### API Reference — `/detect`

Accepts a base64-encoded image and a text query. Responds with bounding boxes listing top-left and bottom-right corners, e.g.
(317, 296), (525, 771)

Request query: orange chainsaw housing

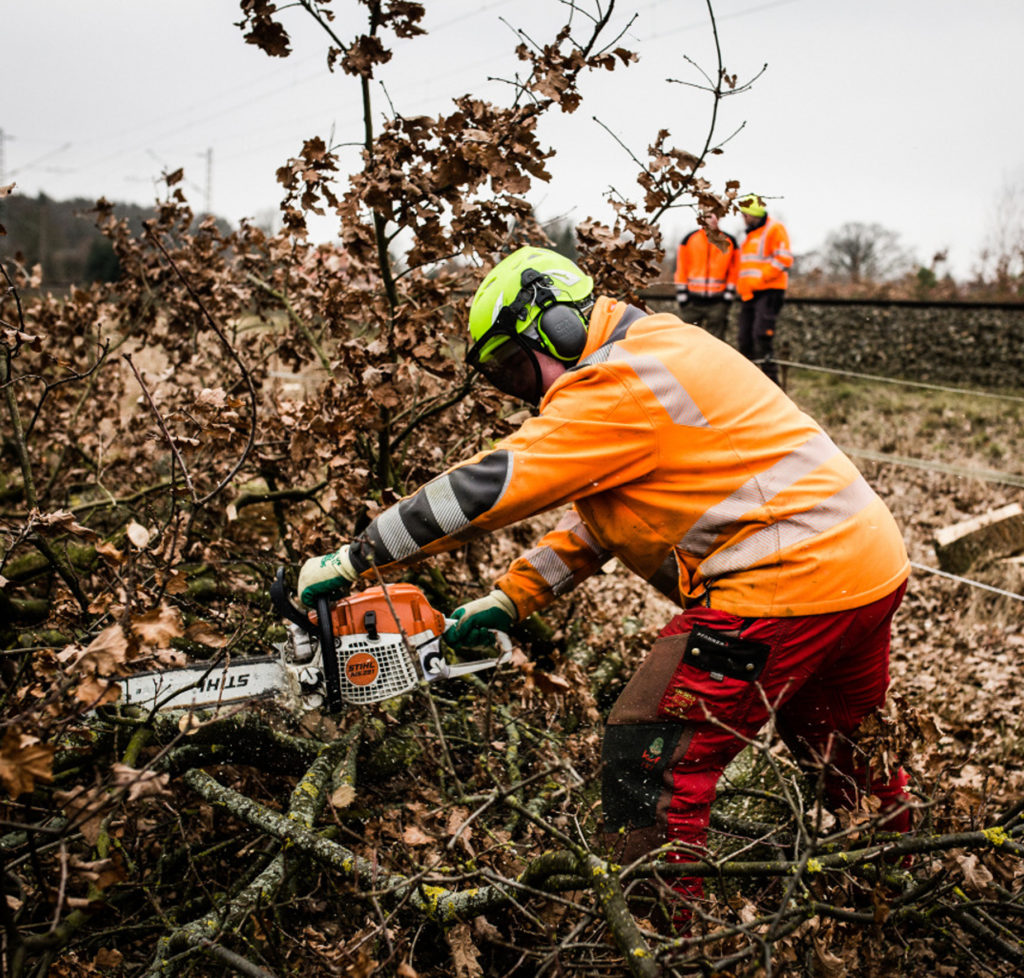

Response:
(323, 583), (447, 641)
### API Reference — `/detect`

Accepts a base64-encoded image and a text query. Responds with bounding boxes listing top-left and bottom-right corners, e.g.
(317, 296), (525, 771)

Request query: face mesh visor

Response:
(467, 329), (543, 404)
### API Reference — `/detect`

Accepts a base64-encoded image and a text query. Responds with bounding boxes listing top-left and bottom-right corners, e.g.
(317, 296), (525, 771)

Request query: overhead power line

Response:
(632, 0), (805, 42)
(8, 141), (72, 177)
(41, 2), (521, 186)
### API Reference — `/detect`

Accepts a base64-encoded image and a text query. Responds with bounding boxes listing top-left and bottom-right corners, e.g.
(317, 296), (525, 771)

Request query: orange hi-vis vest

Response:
(738, 218), (793, 301)
(348, 298), (909, 620)
(674, 228), (739, 298)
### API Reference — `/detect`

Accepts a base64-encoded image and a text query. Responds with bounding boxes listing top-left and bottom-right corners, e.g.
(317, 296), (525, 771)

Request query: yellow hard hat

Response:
(738, 194), (767, 217)
(466, 246), (594, 404)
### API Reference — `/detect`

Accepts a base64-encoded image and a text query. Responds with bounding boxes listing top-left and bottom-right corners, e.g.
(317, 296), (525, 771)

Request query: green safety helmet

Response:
(738, 194), (767, 217)
(466, 246), (594, 405)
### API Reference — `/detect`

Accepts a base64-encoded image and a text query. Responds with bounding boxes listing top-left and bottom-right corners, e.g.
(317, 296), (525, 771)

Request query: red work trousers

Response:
(601, 582), (910, 924)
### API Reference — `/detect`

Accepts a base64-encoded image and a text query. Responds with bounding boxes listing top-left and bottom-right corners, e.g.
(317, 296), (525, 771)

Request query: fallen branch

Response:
(147, 731), (360, 976)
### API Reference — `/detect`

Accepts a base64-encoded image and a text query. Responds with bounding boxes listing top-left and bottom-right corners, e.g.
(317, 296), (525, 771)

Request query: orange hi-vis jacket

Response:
(738, 218), (793, 301)
(674, 228), (739, 299)
(348, 298), (909, 620)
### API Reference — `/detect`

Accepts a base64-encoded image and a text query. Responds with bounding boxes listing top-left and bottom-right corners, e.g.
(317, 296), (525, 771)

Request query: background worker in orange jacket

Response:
(737, 194), (793, 384)
(673, 214), (739, 341)
(298, 245), (912, 929)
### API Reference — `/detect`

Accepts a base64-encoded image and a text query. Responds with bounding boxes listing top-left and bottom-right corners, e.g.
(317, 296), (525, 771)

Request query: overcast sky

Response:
(4, 0), (1023, 279)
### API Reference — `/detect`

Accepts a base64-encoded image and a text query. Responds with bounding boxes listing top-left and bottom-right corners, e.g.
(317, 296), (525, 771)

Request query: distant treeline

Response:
(0, 194), (229, 288)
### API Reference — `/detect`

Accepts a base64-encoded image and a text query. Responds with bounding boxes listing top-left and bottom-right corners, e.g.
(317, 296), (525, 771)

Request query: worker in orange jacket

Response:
(674, 213), (739, 341)
(737, 194), (792, 383)
(298, 246), (911, 929)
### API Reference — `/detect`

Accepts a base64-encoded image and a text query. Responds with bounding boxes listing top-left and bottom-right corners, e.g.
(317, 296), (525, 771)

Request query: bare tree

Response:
(816, 221), (914, 283)
(973, 178), (1024, 294)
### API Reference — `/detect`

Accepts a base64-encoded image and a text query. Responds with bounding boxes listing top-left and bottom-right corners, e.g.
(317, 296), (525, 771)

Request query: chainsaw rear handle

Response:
(441, 619), (514, 655)
(417, 622), (509, 684)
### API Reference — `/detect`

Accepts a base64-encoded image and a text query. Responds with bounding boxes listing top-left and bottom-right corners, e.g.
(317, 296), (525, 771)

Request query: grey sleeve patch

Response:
(448, 450), (514, 521)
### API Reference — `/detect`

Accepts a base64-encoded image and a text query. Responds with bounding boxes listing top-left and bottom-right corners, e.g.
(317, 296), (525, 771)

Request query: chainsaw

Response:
(115, 569), (513, 714)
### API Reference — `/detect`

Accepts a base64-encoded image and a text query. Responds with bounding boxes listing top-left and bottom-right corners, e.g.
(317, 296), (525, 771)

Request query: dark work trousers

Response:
(601, 582), (910, 930)
(737, 288), (785, 383)
(679, 297), (731, 341)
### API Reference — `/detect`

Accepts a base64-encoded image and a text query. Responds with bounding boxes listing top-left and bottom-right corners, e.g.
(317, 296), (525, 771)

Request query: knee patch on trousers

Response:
(601, 723), (685, 832)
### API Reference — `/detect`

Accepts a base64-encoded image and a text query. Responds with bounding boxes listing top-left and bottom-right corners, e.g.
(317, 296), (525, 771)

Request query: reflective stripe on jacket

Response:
(349, 297), (908, 620)
(738, 218), (792, 301)
(674, 228), (739, 298)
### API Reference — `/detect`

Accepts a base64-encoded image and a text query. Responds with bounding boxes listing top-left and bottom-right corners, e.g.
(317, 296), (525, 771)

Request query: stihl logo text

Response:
(344, 652), (380, 686)
(200, 674), (251, 692)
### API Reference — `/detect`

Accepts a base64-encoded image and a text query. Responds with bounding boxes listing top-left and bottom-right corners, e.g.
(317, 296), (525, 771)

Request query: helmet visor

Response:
(466, 326), (543, 405)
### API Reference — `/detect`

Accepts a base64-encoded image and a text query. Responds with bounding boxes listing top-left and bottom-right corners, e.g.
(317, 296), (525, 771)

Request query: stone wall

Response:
(641, 291), (1024, 390)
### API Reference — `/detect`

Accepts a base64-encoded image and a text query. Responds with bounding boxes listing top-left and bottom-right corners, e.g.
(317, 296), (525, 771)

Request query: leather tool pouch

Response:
(685, 624), (770, 683)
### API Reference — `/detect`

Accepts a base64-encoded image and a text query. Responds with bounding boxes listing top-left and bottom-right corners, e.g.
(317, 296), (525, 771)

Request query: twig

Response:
(24, 338), (111, 441)
(229, 480), (328, 513)
(148, 737), (354, 976)
(145, 229), (259, 506)
(124, 352), (197, 502)
(368, 564), (464, 796)
(196, 940), (279, 978)
(582, 853), (660, 978)
(390, 378), (476, 451)
(0, 314), (38, 510)
(182, 769), (594, 922)
(49, 841), (69, 933)
(243, 272), (332, 373)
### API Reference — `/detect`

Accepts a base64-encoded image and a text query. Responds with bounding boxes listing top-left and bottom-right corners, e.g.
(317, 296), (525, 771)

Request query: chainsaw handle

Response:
(270, 567), (318, 637)
(437, 649), (514, 679)
(270, 567), (344, 711)
(491, 629), (514, 654)
(316, 595), (344, 712)
(441, 619), (514, 655)
(420, 621), (512, 681)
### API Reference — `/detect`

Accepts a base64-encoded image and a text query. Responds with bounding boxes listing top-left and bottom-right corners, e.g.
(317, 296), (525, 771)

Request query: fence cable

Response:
(764, 356), (1024, 600)
(763, 357), (1024, 485)
(910, 561), (1024, 603)
(842, 447), (1024, 489)
(774, 358), (1024, 404)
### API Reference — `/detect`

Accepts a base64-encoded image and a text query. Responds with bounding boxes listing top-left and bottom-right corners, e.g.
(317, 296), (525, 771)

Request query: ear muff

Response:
(535, 303), (589, 362)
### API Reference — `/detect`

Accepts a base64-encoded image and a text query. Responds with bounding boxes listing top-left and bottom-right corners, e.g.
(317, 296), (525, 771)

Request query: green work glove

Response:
(444, 589), (517, 649)
(297, 545), (357, 607)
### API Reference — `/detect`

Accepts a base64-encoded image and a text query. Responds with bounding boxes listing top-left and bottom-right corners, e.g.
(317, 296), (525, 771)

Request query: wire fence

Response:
(775, 358), (1024, 405)
(773, 355), (1024, 603)
(909, 561), (1024, 604)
